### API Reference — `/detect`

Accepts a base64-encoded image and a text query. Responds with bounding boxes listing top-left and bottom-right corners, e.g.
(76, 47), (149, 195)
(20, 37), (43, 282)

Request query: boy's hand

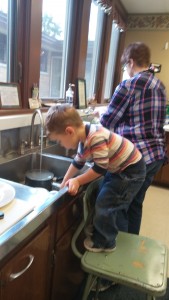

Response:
(65, 178), (80, 196)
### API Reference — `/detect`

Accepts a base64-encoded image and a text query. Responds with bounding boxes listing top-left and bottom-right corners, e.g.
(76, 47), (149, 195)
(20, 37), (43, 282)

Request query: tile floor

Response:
(140, 184), (169, 276)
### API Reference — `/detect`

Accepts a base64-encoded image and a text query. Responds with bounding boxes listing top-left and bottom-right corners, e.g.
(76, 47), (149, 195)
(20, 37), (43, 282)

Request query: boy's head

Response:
(45, 104), (83, 149)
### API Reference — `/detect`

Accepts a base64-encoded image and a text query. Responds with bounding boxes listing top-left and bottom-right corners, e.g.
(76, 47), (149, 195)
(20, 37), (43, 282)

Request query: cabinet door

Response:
(55, 192), (84, 241)
(0, 225), (51, 300)
(51, 194), (85, 300)
(51, 220), (84, 300)
(153, 132), (169, 186)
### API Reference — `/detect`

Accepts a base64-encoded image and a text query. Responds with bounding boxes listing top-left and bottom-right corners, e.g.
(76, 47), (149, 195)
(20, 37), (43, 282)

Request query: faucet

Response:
(30, 109), (44, 149)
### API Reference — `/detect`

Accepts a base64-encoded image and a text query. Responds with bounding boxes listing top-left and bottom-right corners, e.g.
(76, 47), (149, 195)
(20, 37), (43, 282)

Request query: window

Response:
(104, 23), (120, 100)
(0, 0), (18, 84)
(40, 49), (48, 73)
(39, 0), (71, 99)
(0, 0), (8, 82)
(0, 0), (125, 110)
(85, 2), (104, 101)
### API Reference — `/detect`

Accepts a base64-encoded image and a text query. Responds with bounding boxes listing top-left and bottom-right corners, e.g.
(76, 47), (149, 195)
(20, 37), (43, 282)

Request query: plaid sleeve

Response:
(100, 83), (130, 130)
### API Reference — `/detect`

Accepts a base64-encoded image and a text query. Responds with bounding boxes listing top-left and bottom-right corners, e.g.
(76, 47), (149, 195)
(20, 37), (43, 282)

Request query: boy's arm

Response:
(60, 163), (79, 188)
(76, 168), (101, 186)
(64, 168), (101, 196)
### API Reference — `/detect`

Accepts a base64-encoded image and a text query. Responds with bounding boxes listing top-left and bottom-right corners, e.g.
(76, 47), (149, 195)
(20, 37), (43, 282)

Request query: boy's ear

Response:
(65, 126), (75, 135)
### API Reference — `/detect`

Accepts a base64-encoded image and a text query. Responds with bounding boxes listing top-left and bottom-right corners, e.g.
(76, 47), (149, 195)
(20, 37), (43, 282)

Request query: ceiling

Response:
(120, 0), (169, 14)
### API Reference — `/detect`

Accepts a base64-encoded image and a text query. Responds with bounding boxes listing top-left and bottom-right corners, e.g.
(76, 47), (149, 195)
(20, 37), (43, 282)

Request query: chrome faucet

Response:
(30, 109), (44, 149)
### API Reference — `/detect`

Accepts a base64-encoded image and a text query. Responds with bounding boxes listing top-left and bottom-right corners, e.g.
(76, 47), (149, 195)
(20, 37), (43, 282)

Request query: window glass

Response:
(39, 0), (70, 99)
(104, 23), (120, 100)
(85, 2), (104, 101)
(0, 0), (8, 82)
(122, 66), (130, 81)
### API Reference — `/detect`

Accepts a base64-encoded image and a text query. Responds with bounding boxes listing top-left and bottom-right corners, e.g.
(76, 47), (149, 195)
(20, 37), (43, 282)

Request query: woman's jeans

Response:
(92, 158), (146, 248)
(117, 158), (165, 235)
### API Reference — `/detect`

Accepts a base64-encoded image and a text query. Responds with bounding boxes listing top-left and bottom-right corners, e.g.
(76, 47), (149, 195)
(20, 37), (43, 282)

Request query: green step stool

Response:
(71, 180), (168, 300)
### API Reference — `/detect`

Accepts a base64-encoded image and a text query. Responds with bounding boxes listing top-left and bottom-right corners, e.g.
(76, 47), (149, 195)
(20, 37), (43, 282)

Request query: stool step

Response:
(81, 231), (168, 297)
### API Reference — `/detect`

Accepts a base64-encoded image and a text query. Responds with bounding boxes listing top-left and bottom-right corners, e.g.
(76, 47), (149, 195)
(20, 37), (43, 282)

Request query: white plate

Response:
(0, 182), (15, 208)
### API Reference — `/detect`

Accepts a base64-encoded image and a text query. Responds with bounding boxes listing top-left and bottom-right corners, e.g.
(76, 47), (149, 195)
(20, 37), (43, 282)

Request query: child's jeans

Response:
(92, 157), (146, 248)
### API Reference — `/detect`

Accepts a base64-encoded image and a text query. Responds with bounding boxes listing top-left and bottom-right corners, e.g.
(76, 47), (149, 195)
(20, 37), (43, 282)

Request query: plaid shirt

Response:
(100, 71), (166, 164)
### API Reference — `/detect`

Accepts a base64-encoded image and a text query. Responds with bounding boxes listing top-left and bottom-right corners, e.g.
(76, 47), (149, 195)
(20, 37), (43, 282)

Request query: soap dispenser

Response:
(66, 83), (75, 106)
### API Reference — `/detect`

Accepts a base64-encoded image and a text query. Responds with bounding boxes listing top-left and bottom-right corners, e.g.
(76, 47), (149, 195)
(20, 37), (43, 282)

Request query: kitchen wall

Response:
(0, 125), (40, 162)
(0, 112), (75, 163)
(0, 113), (47, 162)
(124, 14), (169, 100)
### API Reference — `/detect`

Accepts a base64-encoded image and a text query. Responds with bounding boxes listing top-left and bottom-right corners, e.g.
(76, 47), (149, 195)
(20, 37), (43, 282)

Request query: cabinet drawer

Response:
(0, 225), (51, 300)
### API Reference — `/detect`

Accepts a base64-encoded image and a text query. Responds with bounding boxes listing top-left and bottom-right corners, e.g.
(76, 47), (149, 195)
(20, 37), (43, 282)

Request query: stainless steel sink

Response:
(0, 148), (90, 258)
(0, 152), (90, 186)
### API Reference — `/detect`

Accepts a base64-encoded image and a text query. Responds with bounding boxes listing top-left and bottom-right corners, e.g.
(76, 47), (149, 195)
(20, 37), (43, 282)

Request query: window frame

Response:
(0, 0), (127, 116)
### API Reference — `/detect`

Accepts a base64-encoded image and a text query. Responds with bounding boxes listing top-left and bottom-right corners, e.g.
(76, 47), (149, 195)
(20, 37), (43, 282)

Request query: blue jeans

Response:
(117, 158), (165, 235)
(92, 158), (146, 248)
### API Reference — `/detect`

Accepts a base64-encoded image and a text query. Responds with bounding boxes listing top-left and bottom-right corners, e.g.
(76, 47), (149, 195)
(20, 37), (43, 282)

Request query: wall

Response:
(0, 112), (47, 162)
(124, 14), (169, 99)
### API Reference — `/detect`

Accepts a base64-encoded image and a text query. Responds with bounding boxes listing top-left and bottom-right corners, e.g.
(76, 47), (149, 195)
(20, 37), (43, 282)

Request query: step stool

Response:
(71, 180), (168, 300)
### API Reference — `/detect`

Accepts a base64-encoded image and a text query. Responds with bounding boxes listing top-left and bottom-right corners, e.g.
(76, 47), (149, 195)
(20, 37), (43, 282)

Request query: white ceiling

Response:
(120, 0), (169, 14)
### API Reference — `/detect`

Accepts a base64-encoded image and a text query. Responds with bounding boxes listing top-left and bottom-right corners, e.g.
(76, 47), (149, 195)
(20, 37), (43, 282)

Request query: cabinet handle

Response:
(9, 254), (34, 281)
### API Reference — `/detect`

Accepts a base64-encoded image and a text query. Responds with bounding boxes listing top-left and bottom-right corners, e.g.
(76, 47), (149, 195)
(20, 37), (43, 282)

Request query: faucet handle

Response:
(38, 135), (47, 146)
(20, 140), (28, 155)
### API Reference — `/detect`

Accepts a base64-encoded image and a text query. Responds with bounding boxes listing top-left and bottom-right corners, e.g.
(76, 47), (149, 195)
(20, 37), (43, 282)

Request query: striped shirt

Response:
(100, 71), (166, 164)
(72, 124), (142, 174)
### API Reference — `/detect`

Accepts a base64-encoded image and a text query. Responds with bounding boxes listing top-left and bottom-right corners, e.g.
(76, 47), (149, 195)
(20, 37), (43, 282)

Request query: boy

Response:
(45, 105), (146, 253)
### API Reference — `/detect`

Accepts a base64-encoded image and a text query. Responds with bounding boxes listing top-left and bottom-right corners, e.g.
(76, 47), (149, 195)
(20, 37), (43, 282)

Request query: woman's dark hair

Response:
(121, 42), (151, 67)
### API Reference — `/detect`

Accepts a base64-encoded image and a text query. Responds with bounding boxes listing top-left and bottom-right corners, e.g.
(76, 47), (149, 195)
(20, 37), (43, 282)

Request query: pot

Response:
(25, 169), (54, 191)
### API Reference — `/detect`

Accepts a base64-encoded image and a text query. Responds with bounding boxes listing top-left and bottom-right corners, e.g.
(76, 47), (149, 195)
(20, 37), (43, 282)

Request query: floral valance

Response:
(127, 14), (169, 31)
(93, 0), (127, 31)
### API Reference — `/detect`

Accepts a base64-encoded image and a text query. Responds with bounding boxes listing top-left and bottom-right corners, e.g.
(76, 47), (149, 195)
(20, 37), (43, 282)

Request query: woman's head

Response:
(121, 42), (151, 69)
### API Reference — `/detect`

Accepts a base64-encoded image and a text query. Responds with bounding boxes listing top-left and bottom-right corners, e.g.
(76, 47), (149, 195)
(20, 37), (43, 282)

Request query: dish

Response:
(42, 102), (62, 107)
(0, 182), (15, 208)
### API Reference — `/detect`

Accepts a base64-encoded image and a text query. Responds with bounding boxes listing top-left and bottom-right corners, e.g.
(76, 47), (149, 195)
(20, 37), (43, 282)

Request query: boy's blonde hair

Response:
(45, 104), (83, 135)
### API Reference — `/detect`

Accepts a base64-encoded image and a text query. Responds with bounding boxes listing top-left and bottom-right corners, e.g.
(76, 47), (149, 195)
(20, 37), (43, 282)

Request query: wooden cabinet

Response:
(0, 192), (85, 300)
(51, 193), (85, 300)
(0, 224), (52, 300)
(153, 132), (169, 186)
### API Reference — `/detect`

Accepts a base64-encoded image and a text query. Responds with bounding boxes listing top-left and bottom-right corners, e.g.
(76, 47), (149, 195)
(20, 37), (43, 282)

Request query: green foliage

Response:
(42, 14), (62, 39)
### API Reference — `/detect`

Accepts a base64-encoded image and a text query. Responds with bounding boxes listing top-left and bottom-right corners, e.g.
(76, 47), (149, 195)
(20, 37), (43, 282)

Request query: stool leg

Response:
(82, 274), (97, 300)
(146, 294), (156, 300)
(93, 278), (101, 300)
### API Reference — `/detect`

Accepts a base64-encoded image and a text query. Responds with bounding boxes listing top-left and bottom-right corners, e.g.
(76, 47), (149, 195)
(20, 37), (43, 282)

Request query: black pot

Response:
(25, 169), (54, 191)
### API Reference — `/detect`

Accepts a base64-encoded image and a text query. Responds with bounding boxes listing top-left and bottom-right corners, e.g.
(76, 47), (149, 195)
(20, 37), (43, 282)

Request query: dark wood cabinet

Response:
(51, 193), (85, 300)
(0, 192), (85, 300)
(153, 131), (169, 186)
(0, 225), (52, 300)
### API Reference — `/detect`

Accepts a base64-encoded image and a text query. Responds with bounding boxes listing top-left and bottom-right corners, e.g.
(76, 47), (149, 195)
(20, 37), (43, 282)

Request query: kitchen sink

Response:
(0, 149), (90, 244)
(0, 152), (90, 186)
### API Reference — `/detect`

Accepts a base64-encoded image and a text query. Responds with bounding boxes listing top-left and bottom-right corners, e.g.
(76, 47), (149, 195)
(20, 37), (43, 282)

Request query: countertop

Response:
(0, 178), (68, 265)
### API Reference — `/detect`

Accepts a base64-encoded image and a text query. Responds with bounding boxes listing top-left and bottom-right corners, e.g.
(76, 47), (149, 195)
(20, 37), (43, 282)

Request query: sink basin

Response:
(0, 152), (90, 186)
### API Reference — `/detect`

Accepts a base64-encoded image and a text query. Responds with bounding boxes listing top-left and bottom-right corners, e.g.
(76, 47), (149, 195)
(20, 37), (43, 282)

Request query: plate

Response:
(0, 182), (15, 208)
(42, 102), (62, 107)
